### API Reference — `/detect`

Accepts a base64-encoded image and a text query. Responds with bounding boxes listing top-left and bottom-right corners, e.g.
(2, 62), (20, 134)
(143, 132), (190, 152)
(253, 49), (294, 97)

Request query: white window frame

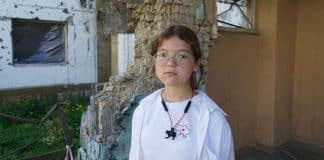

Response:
(0, 0), (97, 90)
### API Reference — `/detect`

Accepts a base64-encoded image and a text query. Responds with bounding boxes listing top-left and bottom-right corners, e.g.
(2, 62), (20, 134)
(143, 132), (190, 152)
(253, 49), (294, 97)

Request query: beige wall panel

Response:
(273, 0), (297, 146)
(207, 32), (259, 148)
(255, 0), (278, 146)
(293, 0), (324, 147)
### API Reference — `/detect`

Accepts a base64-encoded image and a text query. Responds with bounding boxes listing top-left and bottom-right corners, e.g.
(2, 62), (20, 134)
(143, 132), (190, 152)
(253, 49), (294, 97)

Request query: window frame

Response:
(11, 19), (68, 66)
(216, 0), (257, 33)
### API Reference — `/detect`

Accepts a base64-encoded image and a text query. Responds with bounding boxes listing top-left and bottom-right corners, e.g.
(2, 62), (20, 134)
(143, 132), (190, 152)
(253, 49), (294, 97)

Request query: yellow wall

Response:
(206, 0), (323, 149)
(207, 32), (259, 148)
(255, 0), (278, 146)
(273, 0), (297, 146)
(209, 0), (324, 149)
(293, 0), (324, 148)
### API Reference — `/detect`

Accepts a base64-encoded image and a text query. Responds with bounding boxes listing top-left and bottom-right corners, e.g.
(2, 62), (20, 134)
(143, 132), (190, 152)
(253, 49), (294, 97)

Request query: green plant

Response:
(0, 93), (89, 159)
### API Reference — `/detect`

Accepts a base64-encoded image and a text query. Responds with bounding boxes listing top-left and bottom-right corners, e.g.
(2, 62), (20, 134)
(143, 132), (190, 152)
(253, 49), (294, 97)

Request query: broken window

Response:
(217, 0), (255, 31)
(0, 0), (97, 89)
(12, 19), (66, 64)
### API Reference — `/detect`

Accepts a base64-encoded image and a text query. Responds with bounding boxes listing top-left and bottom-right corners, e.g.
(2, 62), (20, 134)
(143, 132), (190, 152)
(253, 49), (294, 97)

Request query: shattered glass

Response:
(217, 0), (253, 29)
(12, 19), (66, 64)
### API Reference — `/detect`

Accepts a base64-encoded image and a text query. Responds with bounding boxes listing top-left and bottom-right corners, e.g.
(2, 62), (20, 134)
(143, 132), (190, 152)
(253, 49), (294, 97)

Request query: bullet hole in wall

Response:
(80, 0), (87, 8)
(63, 8), (69, 14)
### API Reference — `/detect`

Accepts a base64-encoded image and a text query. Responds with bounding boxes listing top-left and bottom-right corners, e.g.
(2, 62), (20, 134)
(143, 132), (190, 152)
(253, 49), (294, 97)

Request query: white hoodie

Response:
(129, 89), (235, 160)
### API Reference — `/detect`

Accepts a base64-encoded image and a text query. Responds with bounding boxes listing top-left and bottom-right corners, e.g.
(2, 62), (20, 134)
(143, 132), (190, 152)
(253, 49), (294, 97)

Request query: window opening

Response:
(217, 0), (254, 30)
(117, 34), (134, 75)
(12, 19), (66, 64)
(110, 34), (134, 76)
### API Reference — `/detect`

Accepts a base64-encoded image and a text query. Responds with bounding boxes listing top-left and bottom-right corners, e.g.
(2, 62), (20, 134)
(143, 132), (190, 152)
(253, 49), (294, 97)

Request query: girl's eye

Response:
(177, 53), (188, 59)
(157, 52), (167, 58)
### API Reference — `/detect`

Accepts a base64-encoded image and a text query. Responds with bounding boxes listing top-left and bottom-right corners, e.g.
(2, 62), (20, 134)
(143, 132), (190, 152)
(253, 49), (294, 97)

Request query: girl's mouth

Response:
(164, 72), (177, 76)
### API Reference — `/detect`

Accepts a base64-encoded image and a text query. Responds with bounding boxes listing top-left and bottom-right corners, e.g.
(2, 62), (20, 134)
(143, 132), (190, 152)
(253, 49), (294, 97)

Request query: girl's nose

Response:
(166, 56), (177, 67)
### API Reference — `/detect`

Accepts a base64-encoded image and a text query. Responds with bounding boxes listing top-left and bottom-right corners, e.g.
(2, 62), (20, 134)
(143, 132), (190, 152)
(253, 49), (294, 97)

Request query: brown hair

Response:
(150, 25), (203, 89)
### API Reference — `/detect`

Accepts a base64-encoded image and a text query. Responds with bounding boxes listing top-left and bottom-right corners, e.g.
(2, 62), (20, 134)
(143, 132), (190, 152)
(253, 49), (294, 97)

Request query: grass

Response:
(0, 93), (89, 160)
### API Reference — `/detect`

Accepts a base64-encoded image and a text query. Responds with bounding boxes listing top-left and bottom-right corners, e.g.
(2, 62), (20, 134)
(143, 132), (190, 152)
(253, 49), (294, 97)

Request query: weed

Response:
(0, 93), (89, 159)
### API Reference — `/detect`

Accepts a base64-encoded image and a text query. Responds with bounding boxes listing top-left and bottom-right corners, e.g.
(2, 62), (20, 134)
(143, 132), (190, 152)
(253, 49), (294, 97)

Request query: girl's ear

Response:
(194, 58), (201, 71)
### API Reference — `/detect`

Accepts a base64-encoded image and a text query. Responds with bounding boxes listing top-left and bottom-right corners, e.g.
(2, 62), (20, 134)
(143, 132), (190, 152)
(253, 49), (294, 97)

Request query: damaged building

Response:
(1, 0), (324, 160)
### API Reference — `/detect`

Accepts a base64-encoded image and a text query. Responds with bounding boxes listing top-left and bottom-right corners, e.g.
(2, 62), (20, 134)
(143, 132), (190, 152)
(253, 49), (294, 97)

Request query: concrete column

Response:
(256, 0), (278, 147)
(256, 0), (297, 148)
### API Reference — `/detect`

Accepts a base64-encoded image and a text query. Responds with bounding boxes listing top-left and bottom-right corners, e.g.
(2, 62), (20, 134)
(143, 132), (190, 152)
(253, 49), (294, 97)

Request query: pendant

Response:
(165, 127), (176, 140)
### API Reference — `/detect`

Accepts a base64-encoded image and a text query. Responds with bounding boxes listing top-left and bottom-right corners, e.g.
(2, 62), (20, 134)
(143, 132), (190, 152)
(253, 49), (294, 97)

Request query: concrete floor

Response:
(236, 140), (324, 160)
(236, 147), (297, 160)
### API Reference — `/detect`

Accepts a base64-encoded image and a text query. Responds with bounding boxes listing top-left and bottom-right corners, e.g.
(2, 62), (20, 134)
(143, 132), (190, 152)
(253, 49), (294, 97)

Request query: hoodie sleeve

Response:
(129, 107), (144, 160)
(205, 110), (235, 160)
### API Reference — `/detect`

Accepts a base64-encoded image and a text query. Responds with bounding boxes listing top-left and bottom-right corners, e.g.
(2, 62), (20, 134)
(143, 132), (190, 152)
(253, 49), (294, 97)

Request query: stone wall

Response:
(79, 0), (216, 159)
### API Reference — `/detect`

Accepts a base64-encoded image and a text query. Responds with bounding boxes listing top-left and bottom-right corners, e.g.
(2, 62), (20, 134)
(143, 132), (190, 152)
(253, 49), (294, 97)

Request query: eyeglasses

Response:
(155, 51), (194, 66)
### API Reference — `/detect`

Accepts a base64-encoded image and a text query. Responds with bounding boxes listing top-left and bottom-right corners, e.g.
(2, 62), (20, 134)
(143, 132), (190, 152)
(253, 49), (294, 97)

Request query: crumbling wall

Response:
(79, 0), (216, 159)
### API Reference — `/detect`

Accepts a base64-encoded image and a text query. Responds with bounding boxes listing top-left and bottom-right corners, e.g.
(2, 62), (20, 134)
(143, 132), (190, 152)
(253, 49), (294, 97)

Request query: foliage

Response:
(0, 93), (89, 160)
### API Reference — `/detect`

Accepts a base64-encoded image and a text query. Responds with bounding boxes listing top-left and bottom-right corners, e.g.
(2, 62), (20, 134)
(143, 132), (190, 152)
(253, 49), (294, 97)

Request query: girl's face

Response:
(155, 36), (200, 88)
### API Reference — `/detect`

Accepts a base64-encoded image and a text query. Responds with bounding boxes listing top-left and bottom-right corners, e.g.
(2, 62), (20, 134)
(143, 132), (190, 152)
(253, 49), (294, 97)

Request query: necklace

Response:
(161, 89), (193, 140)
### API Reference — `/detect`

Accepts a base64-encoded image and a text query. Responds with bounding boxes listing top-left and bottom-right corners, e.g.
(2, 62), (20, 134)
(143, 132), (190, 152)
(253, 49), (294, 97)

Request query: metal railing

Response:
(0, 102), (73, 160)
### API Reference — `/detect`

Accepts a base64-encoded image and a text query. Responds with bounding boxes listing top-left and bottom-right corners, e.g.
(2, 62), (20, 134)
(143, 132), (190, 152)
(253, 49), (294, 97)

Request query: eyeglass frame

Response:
(154, 49), (195, 66)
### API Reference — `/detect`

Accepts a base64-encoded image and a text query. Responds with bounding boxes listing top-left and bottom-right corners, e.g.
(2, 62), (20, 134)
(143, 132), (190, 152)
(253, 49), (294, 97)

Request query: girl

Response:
(129, 25), (235, 160)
